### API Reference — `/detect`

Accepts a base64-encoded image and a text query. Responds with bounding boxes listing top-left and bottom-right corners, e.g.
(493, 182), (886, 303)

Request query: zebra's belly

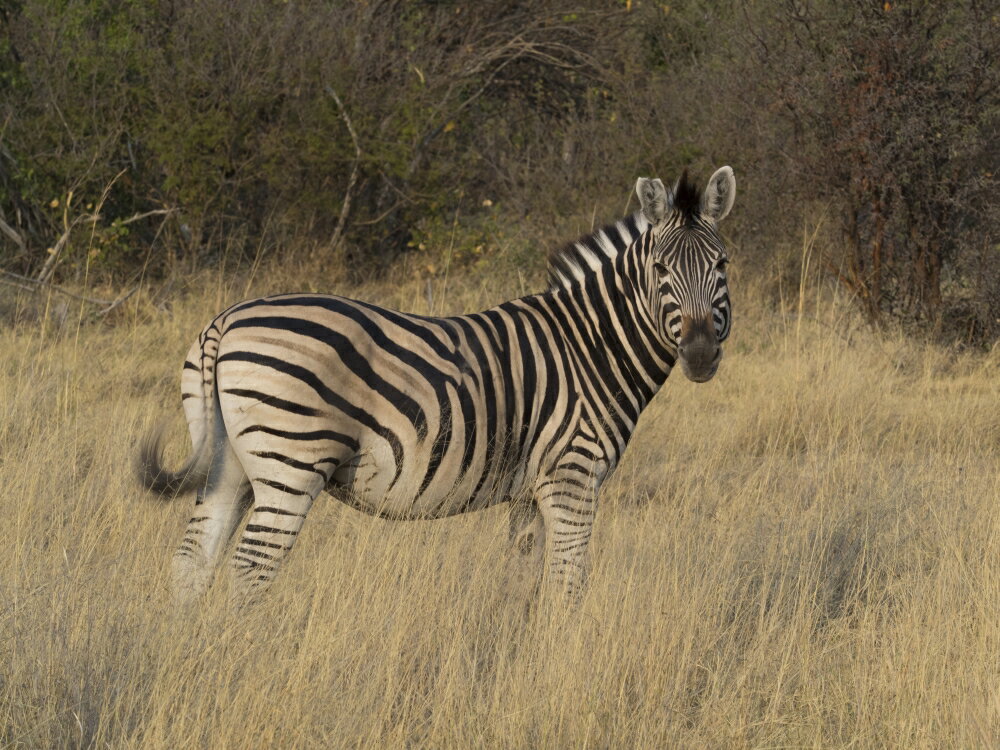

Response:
(327, 436), (526, 520)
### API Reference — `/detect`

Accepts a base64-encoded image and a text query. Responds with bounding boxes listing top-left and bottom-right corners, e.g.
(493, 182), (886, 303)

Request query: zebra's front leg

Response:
(536, 484), (597, 605)
(508, 501), (545, 593)
(508, 500), (545, 559)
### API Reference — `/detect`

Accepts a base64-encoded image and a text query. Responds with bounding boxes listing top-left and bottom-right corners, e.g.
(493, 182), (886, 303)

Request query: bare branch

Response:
(0, 276), (36, 294)
(35, 211), (104, 284)
(1, 268), (115, 306)
(93, 286), (139, 317)
(35, 168), (129, 283)
(326, 86), (362, 252)
(0, 214), (26, 255)
(119, 208), (176, 226)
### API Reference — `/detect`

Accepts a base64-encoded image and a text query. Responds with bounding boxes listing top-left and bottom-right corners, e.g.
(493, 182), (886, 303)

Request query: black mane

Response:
(672, 169), (702, 222)
(545, 170), (703, 290)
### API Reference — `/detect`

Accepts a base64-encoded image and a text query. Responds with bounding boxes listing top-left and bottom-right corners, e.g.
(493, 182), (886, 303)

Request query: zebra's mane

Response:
(546, 213), (647, 291)
(546, 173), (703, 291)
(672, 169), (702, 223)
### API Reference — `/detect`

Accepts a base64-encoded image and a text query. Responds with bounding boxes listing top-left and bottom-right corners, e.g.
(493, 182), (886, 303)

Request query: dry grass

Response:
(2, 239), (998, 748)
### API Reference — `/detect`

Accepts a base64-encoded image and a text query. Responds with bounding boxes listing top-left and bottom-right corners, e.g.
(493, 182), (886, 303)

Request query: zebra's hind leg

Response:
(228, 477), (325, 605)
(172, 441), (251, 605)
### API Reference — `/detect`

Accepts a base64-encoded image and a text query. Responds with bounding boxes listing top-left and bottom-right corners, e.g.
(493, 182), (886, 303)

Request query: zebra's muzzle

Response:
(677, 318), (721, 383)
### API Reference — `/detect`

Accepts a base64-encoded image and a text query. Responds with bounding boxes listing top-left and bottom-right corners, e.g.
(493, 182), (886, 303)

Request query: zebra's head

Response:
(636, 167), (735, 383)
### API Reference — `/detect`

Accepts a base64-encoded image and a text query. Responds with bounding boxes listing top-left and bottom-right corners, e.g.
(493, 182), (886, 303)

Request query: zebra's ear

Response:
(636, 177), (669, 224)
(701, 166), (736, 223)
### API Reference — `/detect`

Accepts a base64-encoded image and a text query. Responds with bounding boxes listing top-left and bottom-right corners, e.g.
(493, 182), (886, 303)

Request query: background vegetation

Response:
(1, 0), (997, 340)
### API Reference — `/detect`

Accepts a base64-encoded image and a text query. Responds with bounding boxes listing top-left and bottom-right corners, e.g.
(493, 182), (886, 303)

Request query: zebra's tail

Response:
(136, 421), (214, 497)
(137, 315), (227, 498)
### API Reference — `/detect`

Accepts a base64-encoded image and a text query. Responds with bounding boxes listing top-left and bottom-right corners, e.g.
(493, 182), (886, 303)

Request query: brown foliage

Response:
(0, 0), (997, 342)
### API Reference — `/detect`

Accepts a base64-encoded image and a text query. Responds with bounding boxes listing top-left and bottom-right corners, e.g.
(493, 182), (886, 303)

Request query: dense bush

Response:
(0, 0), (997, 342)
(734, 0), (1000, 341)
(0, 0), (643, 276)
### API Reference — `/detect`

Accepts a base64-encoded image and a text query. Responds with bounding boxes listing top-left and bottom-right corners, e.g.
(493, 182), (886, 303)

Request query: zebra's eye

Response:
(653, 261), (670, 277)
(716, 258), (729, 272)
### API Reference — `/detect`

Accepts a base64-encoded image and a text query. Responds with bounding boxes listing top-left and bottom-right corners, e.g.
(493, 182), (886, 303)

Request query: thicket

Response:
(735, 0), (1000, 341)
(0, 0), (997, 342)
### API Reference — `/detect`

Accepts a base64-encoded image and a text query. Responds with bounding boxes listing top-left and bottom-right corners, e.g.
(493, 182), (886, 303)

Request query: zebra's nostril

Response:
(679, 336), (719, 373)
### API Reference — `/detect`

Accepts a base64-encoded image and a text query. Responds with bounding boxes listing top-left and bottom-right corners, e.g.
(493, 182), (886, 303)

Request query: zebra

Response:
(138, 167), (736, 605)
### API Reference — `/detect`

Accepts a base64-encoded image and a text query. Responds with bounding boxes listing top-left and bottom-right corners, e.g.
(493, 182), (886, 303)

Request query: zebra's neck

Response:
(544, 237), (676, 418)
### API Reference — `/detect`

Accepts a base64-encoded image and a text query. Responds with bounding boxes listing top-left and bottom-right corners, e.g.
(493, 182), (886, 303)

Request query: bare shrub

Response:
(735, 0), (1000, 343)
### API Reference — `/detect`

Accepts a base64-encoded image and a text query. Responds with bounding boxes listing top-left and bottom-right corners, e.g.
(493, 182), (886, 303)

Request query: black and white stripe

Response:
(138, 167), (736, 603)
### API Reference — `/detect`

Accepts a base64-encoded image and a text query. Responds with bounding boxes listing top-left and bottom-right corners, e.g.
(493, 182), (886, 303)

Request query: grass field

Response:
(2, 239), (998, 748)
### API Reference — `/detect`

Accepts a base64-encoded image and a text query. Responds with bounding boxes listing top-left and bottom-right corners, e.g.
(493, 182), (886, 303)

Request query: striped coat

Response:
(139, 167), (736, 603)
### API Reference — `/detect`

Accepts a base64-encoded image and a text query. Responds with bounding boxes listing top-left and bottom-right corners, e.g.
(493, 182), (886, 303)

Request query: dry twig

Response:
(0, 268), (137, 318)
(0, 215), (27, 256)
(326, 86), (361, 252)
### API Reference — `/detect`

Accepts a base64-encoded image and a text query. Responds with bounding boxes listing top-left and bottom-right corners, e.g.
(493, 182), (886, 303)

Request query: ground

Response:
(2, 254), (997, 748)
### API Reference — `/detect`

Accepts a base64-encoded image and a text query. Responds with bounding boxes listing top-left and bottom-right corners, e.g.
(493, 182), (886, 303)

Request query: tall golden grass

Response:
(2, 233), (998, 748)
